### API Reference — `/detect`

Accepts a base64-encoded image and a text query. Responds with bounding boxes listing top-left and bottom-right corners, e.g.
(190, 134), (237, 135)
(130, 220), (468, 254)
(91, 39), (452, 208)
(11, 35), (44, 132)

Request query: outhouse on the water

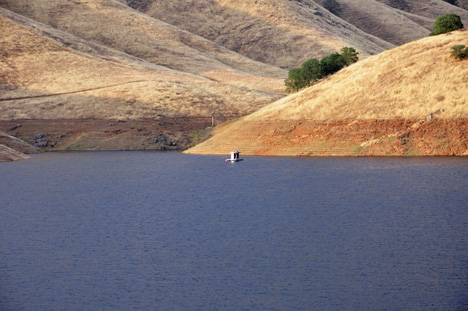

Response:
(225, 150), (243, 162)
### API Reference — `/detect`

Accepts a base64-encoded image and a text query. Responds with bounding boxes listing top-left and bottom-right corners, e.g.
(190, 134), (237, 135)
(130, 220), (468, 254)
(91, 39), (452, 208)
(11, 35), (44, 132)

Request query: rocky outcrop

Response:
(0, 118), (211, 152)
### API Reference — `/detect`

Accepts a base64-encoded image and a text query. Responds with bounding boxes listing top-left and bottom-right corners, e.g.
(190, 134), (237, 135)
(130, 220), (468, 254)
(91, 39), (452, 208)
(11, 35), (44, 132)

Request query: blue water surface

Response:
(1, 152), (467, 310)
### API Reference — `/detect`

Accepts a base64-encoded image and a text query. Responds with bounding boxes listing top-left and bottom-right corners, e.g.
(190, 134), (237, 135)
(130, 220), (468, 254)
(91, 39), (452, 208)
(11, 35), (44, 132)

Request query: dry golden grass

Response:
(253, 30), (468, 121)
(0, 8), (282, 120)
(2, 0), (467, 123)
(139, 0), (394, 68)
(0, 0), (287, 93)
(135, 0), (467, 67)
(187, 30), (468, 155)
(323, 0), (433, 45)
(376, 0), (468, 22)
(460, 0), (468, 10)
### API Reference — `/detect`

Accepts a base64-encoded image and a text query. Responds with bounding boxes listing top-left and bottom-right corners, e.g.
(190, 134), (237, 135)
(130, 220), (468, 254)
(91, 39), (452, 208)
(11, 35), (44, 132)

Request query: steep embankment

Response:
(0, 131), (41, 162)
(131, 0), (393, 68)
(187, 30), (468, 156)
(0, 144), (29, 162)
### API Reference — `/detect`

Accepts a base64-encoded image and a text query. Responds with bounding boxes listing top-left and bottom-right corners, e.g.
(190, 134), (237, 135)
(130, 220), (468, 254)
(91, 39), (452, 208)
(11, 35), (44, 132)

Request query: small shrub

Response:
(450, 44), (468, 60)
(442, 0), (458, 6)
(430, 14), (464, 36)
(323, 0), (342, 16)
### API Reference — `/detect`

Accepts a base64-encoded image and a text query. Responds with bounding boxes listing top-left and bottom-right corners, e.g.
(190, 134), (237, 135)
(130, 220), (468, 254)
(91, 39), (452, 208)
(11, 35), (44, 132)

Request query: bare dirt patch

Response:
(186, 119), (468, 156)
(0, 117), (216, 152)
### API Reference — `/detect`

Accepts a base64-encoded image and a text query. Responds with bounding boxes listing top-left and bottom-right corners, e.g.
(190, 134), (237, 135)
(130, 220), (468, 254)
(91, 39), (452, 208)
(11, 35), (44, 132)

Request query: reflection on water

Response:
(1, 152), (468, 310)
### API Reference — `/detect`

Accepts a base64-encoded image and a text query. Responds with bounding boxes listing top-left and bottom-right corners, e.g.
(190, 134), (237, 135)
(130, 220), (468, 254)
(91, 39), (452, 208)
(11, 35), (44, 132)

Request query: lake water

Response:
(1, 152), (468, 310)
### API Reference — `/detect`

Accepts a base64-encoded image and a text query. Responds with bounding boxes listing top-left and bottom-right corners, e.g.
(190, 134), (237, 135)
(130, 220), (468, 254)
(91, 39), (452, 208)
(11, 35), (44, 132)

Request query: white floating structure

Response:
(225, 150), (243, 162)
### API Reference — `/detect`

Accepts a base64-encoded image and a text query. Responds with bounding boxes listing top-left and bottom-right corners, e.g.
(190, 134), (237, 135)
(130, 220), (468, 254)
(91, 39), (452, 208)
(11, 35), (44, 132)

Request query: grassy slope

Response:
(377, 0), (468, 22)
(314, 0), (468, 45)
(136, 0), (393, 68)
(460, 0), (468, 10)
(187, 30), (468, 154)
(253, 31), (468, 121)
(0, 8), (282, 120)
(0, 0), (286, 94)
(375, 0), (468, 31)
(327, 0), (433, 45)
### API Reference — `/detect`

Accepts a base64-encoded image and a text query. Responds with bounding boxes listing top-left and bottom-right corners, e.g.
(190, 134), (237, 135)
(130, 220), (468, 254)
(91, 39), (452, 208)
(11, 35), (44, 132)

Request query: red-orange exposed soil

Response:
(187, 118), (468, 156)
(2, 118), (467, 159)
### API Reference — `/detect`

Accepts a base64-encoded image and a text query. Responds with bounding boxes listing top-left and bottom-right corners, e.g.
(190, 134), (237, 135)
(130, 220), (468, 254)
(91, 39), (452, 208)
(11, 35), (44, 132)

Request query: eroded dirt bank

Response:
(0, 117), (214, 154)
(186, 119), (468, 156)
(2, 118), (467, 160)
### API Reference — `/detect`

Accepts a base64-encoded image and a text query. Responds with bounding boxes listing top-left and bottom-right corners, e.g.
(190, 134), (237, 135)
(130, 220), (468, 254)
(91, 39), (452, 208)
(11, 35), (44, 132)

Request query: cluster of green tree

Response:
(430, 14), (464, 36)
(285, 47), (358, 93)
(322, 0), (342, 16)
(451, 45), (468, 60)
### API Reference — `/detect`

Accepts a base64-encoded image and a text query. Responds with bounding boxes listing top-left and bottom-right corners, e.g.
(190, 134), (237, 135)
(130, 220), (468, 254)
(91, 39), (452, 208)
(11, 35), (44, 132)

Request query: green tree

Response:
(323, 0), (342, 16)
(320, 53), (345, 76)
(301, 58), (323, 86)
(340, 47), (359, 66)
(285, 68), (307, 93)
(284, 47), (359, 93)
(430, 14), (464, 36)
(450, 45), (468, 60)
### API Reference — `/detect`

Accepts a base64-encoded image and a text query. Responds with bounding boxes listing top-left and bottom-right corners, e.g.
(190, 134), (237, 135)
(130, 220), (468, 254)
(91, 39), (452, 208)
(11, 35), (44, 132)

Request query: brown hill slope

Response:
(131, 0), (394, 68)
(460, 0), (468, 10)
(377, 0), (468, 21)
(0, 8), (282, 120)
(187, 30), (468, 156)
(0, 0), (286, 94)
(314, 0), (468, 45)
(318, 0), (434, 45)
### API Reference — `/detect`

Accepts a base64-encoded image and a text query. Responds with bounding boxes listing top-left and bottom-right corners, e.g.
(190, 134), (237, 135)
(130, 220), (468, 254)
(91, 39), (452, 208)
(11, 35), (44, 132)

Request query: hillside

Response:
(0, 7), (284, 155)
(129, 0), (394, 68)
(0, 0), (286, 93)
(132, 0), (468, 67)
(2, 0), (468, 158)
(313, 0), (468, 46)
(322, 0), (433, 45)
(376, 0), (468, 21)
(186, 30), (468, 156)
(0, 8), (283, 120)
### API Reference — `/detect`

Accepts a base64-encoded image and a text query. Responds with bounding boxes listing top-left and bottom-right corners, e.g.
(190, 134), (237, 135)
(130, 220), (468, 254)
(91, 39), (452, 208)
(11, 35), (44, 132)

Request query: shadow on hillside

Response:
(126, 0), (389, 68)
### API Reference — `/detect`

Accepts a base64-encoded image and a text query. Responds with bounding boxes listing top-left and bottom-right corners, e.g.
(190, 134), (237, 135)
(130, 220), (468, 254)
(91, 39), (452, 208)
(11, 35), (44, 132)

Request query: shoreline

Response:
(2, 118), (468, 161)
